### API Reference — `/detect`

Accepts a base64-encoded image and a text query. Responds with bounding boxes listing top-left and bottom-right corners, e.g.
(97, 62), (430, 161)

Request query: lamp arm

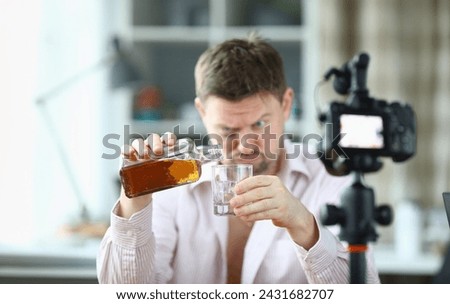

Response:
(35, 55), (115, 222)
(36, 55), (115, 106)
(37, 104), (90, 221)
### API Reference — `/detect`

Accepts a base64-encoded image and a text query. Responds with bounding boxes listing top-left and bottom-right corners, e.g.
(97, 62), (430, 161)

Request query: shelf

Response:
(132, 0), (210, 27)
(129, 119), (206, 138)
(221, 26), (309, 41)
(132, 26), (210, 43)
(131, 26), (308, 43)
(120, 0), (318, 141)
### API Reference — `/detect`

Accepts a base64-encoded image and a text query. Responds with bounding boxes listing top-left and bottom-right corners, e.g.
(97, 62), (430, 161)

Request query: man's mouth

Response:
(232, 150), (261, 163)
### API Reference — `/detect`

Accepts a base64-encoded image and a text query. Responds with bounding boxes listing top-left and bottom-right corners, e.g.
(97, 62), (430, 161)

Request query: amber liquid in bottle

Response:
(120, 159), (202, 198)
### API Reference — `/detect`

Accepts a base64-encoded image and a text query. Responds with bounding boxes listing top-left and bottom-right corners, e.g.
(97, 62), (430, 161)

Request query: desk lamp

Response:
(35, 36), (141, 230)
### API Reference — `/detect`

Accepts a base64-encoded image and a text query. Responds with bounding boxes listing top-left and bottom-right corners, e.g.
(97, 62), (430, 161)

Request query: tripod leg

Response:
(349, 245), (367, 284)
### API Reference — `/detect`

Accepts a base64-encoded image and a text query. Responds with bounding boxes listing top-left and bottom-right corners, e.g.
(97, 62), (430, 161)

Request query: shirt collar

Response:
(282, 139), (313, 181)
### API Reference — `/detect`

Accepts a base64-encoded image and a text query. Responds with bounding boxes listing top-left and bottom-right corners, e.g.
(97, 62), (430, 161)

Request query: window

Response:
(0, 0), (117, 250)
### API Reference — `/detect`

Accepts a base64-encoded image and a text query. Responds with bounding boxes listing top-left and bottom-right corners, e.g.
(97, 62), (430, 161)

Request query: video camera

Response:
(318, 52), (417, 175)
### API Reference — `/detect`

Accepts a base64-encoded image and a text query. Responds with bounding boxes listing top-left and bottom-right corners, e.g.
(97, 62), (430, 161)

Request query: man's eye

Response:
(220, 127), (236, 137)
(226, 133), (238, 139)
(221, 127), (232, 134)
(253, 120), (267, 129)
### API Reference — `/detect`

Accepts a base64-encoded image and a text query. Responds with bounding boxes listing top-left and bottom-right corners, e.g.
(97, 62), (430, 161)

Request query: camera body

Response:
(318, 53), (416, 174)
(320, 99), (416, 161)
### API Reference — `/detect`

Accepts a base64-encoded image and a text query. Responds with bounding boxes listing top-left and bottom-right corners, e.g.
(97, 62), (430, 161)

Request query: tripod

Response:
(321, 171), (393, 283)
(317, 51), (416, 283)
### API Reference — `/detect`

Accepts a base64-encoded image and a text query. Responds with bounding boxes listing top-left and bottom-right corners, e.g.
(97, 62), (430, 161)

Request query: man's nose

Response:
(235, 133), (260, 154)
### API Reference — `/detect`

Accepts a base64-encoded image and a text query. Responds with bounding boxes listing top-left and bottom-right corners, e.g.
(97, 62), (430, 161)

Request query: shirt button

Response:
(126, 230), (134, 237)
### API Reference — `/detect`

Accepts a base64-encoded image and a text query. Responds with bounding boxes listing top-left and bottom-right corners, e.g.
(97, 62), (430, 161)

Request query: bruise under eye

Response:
(220, 126), (239, 135)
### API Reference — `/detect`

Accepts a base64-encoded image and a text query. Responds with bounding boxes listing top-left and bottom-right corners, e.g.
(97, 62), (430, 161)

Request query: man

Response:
(97, 34), (380, 283)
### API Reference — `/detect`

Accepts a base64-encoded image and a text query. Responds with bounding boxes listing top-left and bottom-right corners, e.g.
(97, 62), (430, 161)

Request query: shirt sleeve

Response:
(96, 200), (156, 284)
(294, 216), (381, 284)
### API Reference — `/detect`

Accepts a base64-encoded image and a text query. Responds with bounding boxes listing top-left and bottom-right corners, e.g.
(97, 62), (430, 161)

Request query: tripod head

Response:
(321, 171), (392, 245)
(320, 170), (393, 283)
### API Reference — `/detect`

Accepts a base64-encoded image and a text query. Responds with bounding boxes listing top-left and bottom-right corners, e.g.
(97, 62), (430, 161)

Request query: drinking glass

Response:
(212, 164), (253, 216)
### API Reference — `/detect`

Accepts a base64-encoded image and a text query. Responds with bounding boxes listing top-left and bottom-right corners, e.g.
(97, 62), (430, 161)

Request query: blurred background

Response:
(0, 0), (449, 283)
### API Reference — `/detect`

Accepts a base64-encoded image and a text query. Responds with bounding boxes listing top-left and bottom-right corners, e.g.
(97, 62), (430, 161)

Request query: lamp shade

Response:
(109, 37), (142, 89)
(110, 56), (142, 89)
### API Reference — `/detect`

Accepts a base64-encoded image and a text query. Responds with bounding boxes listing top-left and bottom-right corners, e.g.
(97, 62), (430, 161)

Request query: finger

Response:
(230, 186), (272, 208)
(161, 132), (177, 146)
(145, 133), (164, 156)
(131, 138), (147, 159)
(121, 144), (138, 161)
(234, 175), (274, 195)
(233, 198), (274, 216)
(238, 207), (279, 222)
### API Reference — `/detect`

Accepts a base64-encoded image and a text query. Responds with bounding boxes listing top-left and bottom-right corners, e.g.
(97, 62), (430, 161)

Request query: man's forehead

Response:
(204, 93), (278, 109)
(214, 112), (271, 128)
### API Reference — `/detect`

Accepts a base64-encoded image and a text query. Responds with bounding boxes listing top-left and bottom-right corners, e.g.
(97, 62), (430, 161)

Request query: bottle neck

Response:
(152, 138), (223, 163)
(195, 145), (223, 163)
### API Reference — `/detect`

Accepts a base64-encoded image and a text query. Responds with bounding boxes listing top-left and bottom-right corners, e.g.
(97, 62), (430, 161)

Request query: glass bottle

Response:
(120, 138), (222, 198)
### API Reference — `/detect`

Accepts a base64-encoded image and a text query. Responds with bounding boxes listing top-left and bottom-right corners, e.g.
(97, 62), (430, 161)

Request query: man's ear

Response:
(281, 88), (294, 121)
(194, 97), (206, 118)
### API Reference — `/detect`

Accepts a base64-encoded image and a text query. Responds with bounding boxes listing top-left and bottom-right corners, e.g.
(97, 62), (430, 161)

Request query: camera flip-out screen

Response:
(339, 114), (384, 149)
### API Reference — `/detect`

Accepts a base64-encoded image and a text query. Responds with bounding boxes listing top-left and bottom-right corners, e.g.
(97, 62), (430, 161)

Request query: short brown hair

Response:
(195, 33), (287, 102)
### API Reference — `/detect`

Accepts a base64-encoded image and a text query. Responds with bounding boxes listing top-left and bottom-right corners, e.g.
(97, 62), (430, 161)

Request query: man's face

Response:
(196, 90), (293, 175)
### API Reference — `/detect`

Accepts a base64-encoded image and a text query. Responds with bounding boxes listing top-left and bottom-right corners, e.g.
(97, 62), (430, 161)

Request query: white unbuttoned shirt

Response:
(97, 141), (380, 284)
